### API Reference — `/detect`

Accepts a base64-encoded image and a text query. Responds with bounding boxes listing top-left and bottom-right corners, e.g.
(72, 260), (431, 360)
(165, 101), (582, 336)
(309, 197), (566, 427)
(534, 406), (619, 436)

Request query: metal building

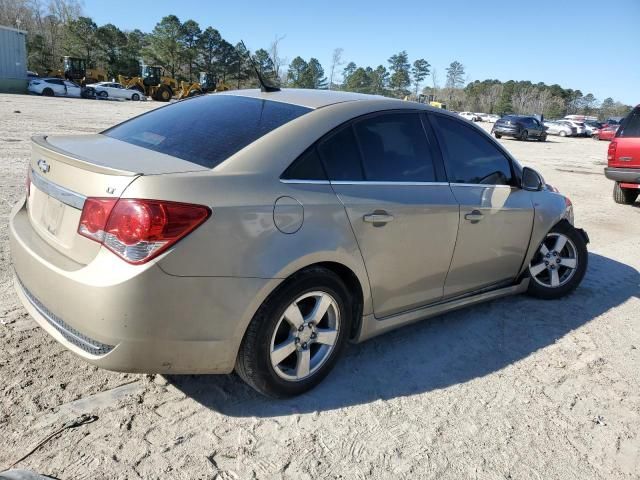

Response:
(0, 25), (28, 93)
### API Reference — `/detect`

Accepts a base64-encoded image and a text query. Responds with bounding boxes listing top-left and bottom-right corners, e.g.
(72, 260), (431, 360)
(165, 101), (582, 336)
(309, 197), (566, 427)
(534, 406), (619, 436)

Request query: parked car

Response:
(544, 121), (575, 137)
(594, 125), (618, 141)
(10, 90), (589, 397)
(458, 111), (480, 122)
(486, 114), (501, 123)
(492, 115), (547, 141)
(28, 77), (82, 97)
(584, 120), (603, 137)
(559, 118), (588, 137)
(559, 120), (587, 136)
(604, 105), (640, 205)
(87, 81), (145, 101)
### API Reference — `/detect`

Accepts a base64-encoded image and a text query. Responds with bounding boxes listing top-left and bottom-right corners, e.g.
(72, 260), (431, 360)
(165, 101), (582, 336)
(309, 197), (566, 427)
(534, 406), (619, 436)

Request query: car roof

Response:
(218, 88), (395, 109)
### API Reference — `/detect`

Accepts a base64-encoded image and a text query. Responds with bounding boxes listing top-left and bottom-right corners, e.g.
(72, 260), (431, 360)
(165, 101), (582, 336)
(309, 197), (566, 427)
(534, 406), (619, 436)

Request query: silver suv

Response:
(10, 89), (589, 397)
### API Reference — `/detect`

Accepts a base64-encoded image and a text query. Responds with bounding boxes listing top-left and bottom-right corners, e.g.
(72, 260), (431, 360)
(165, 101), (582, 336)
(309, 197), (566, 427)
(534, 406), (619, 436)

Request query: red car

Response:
(604, 105), (640, 205)
(594, 125), (618, 141)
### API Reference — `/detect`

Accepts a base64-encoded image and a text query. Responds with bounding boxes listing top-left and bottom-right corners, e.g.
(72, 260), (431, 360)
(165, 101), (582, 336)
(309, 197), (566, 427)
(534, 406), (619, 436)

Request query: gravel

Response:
(1, 94), (639, 479)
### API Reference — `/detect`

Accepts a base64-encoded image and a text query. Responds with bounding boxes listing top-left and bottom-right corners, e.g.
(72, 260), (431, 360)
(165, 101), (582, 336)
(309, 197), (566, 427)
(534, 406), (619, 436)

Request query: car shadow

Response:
(166, 253), (638, 417)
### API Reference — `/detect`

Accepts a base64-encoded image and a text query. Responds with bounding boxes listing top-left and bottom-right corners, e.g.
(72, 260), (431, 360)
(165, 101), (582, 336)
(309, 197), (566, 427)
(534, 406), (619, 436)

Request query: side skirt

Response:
(355, 277), (530, 342)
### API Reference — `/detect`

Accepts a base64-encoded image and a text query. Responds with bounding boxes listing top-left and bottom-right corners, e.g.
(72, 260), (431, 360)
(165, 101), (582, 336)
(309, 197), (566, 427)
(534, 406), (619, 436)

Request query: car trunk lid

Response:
(27, 135), (209, 265)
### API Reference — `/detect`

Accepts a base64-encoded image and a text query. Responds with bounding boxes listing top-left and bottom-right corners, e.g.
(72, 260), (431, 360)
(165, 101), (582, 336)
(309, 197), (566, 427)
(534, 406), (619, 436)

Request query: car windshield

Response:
(103, 95), (312, 168)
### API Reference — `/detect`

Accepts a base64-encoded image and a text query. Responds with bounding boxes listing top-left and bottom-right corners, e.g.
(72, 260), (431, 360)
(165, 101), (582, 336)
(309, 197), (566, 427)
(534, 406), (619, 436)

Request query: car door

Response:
(320, 111), (460, 318)
(48, 79), (65, 96)
(429, 113), (534, 298)
(110, 83), (125, 99)
(63, 81), (81, 97)
(531, 118), (543, 137)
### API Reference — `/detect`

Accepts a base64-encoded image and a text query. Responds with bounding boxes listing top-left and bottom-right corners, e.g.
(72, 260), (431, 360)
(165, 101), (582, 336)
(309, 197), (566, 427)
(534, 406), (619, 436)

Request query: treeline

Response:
(0, 0), (631, 118)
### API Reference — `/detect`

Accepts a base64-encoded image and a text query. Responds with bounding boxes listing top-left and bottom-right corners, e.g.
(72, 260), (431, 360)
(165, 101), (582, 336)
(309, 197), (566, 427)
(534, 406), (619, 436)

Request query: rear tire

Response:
(613, 182), (639, 205)
(494, 133), (502, 139)
(520, 130), (528, 141)
(538, 134), (547, 142)
(527, 222), (588, 300)
(235, 267), (353, 398)
(559, 131), (566, 137)
(98, 91), (108, 99)
(42, 88), (54, 97)
(131, 93), (140, 101)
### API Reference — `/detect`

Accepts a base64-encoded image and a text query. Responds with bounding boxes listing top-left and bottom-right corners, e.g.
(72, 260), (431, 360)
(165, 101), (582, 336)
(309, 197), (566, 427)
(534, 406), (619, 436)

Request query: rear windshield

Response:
(103, 95), (312, 168)
(617, 108), (640, 138)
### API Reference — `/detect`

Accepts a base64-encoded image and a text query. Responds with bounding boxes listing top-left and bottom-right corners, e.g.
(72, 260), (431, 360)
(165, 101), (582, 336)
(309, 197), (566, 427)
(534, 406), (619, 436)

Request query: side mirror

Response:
(522, 166), (544, 191)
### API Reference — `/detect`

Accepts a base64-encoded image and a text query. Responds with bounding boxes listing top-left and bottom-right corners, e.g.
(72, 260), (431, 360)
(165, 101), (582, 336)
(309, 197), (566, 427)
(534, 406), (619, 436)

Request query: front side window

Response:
(104, 95), (311, 169)
(353, 113), (436, 182)
(432, 115), (514, 185)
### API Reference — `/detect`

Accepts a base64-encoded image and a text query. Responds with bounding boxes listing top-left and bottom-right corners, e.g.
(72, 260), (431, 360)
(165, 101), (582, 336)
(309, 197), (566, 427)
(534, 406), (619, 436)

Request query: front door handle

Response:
(363, 212), (395, 224)
(464, 210), (484, 223)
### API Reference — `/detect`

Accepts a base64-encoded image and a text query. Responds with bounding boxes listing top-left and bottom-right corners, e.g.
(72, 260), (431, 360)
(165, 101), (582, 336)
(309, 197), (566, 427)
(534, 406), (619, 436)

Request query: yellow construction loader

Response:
(177, 72), (231, 99)
(118, 64), (179, 102)
(39, 57), (107, 85)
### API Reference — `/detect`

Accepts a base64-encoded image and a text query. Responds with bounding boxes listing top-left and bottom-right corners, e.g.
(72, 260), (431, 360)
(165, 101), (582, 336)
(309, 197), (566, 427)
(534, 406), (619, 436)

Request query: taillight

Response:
(607, 140), (617, 163)
(78, 198), (210, 264)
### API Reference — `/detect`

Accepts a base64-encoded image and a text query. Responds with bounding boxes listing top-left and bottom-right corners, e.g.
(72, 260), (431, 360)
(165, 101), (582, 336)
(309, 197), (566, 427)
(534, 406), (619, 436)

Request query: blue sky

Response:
(83, 0), (639, 105)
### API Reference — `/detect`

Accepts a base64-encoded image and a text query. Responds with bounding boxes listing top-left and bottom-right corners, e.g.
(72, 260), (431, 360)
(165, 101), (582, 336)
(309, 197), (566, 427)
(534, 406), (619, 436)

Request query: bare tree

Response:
(268, 34), (286, 79)
(328, 47), (344, 90)
(431, 68), (439, 89)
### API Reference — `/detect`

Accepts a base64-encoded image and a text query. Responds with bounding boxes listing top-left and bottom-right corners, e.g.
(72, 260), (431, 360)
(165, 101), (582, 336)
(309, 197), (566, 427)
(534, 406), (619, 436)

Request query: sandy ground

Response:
(0, 94), (639, 480)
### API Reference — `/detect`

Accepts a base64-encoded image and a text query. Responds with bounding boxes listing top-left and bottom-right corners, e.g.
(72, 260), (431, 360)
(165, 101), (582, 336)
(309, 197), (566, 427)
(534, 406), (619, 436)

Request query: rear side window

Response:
(282, 147), (327, 181)
(317, 126), (364, 181)
(433, 115), (514, 185)
(617, 108), (640, 138)
(103, 95), (311, 168)
(353, 113), (436, 182)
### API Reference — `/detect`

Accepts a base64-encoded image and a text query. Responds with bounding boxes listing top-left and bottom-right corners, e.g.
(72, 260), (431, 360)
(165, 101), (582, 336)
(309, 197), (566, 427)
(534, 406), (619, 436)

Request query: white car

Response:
(544, 121), (574, 137)
(484, 114), (501, 123)
(458, 111), (479, 122)
(560, 119), (587, 136)
(87, 82), (144, 101)
(28, 78), (82, 97)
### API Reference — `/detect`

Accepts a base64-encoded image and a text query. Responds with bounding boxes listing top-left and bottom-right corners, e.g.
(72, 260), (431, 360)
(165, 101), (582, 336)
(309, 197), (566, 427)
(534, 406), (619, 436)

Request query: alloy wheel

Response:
(270, 291), (340, 381)
(528, 233), (578, 288)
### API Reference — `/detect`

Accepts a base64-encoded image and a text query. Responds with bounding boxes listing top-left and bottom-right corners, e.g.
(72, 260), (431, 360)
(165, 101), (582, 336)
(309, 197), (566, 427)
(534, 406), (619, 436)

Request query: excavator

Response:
(118, 64), (180, 102)
(39, 56), (107, 85)
(177, 72), (231, 99)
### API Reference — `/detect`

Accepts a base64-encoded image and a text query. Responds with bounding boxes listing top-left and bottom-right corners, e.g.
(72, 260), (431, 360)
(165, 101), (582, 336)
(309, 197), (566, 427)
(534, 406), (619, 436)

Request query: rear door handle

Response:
(363, 212), (395, 224)
(464, 210), (484, 222)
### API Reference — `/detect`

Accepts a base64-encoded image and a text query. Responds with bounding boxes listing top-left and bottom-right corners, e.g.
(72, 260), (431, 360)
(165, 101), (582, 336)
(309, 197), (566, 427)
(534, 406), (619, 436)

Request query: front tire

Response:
(527, 222), (588, 300)
(613, 182), (639, 205)
(520, 130), (528, 141)
(538, 134), (547, 142)
(42, 88), (54, 97)
(98, 91), (108, 99)
(559, 131), (567, 137)
(131, 93), (140, 101)
(236, 267), (353, 398)
(494, 133), (502, 139)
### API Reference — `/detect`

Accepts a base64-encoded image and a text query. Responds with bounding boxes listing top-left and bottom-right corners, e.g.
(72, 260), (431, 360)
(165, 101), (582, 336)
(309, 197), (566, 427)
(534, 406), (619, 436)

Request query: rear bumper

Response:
(492, 126), (520, 137)
(604, 167), (640, 184)
(10, 199), (280, 374)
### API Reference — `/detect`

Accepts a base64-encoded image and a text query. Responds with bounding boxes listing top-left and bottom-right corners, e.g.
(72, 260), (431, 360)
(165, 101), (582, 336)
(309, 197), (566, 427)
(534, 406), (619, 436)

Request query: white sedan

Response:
(458, 111), (479, 122)
(28, 78), (82, 97)
(88, 82), (144, 101)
